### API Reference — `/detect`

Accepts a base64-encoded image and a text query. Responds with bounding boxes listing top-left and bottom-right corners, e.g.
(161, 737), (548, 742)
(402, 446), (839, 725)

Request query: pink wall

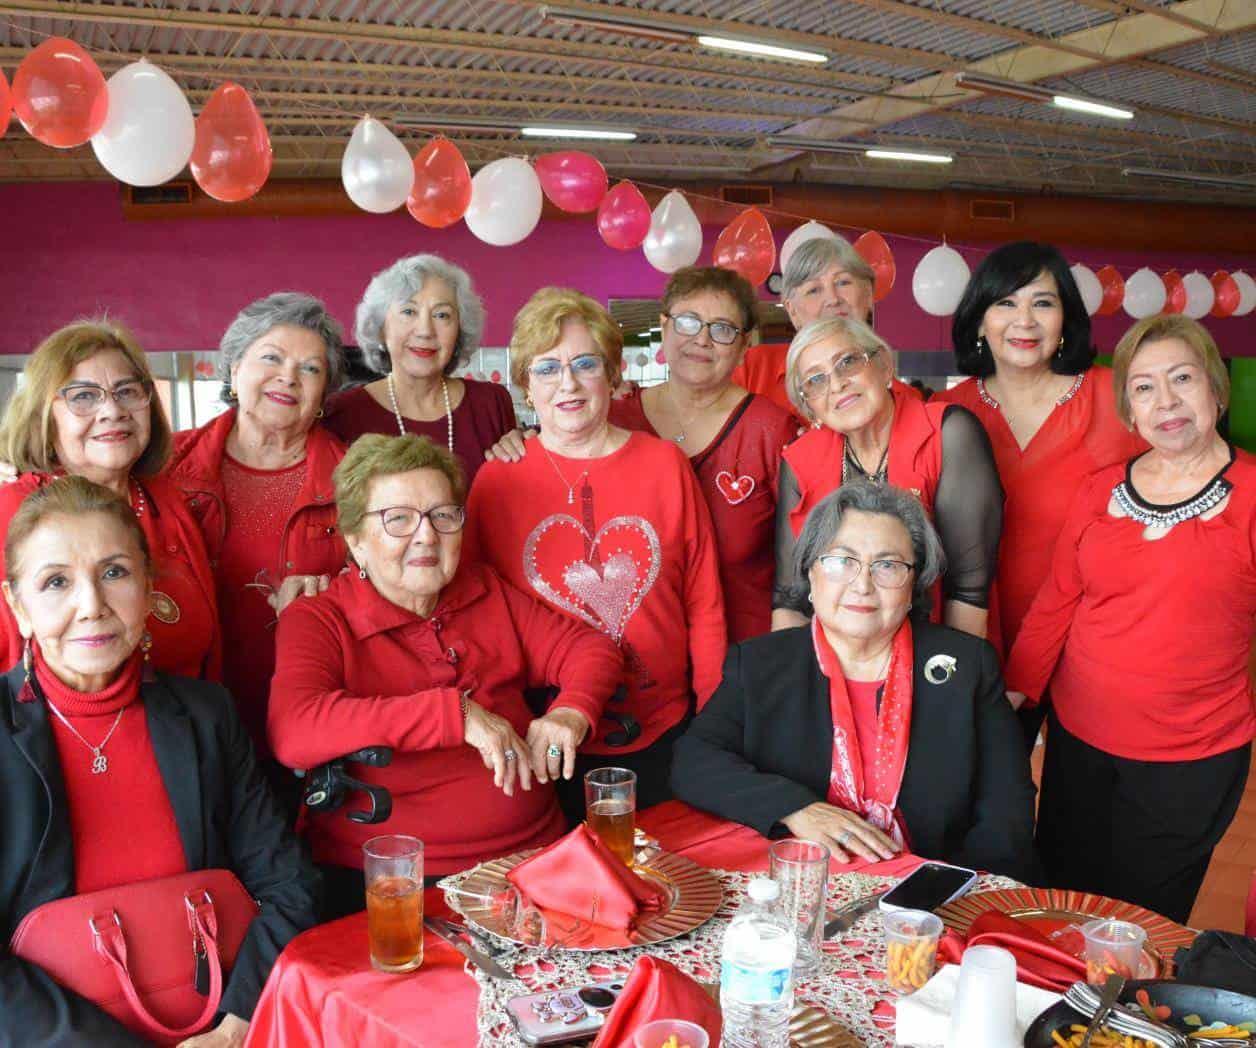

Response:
(1, 181), (1252, 357)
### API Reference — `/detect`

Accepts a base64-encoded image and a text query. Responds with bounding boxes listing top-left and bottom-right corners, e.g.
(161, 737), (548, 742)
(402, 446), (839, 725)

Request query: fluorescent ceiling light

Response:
(520, 126), (637, 140)
(1051, 95), (1133, 120)
(955, 71), (1136, 121)
(696, 35), (828, 63)
(865, 148), (953, 164)
(1122, 166), (1255, 190)
(771, 136), (954, 164)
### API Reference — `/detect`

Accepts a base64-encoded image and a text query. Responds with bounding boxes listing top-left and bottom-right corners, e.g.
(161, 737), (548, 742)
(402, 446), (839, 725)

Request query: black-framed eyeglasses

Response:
(56, 379), (153, 417)
(369, 504), (466, 537)
(816, 553), (914, 588)
(797, 349), (879, 401)
(527, 355), (607, 384)
(665, 312), (745, 346)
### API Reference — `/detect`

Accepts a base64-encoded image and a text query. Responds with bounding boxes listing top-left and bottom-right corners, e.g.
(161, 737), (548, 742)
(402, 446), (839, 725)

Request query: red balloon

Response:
(1162, 269), (1186, 314)
(190, 82), (271, 203)
(1095, 265), (1125, 316)
(407, 137), (471, 228)
(597, 180), (651, 251)
(0, 68), (11, 141)
(853, 230), (896, 302)
(12, 37), (108, 148)
(534, 151), (608, 213)
(713, 208), (776, 287)
(1210, 270), (1240, 318)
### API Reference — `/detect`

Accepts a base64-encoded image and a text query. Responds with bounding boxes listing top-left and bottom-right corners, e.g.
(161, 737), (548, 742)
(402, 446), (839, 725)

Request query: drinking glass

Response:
(445, 883), (547, 947)
(946, 944), (1019, 1048)
(1081, 918), (1146, 984)
(584, 767), (637, 867)
(363, 835), (424, 972)
(769, 839), (829, 973)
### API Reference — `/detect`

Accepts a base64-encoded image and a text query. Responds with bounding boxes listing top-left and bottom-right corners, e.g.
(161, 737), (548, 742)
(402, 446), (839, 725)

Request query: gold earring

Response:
(140, 630), (153, 662)
(22, 639), (32, 677)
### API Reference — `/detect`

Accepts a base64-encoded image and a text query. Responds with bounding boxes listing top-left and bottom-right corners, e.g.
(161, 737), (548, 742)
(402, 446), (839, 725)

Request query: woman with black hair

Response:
(937, 243), (1143, 672)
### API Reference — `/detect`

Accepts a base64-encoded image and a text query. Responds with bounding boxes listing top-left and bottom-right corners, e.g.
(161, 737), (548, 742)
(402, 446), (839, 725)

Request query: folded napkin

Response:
(592, 956), (722, 1048)
(937, 910), (1087, 991)
(895, 962), (1060, 1046)
(506, 824), (668, 931)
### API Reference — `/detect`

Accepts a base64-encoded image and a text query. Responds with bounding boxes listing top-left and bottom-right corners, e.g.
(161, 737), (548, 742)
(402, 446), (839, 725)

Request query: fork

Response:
(1064, 983), (1252, 1048)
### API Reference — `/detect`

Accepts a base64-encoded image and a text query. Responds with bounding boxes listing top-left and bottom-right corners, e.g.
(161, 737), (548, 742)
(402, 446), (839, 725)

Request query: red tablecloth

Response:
(245, 802), (924, 1048)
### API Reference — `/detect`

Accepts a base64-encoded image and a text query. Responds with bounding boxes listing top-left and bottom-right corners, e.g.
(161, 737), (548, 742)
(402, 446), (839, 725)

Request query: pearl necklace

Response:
(386, 372), (454, 455)
(45, 701), (125, 774)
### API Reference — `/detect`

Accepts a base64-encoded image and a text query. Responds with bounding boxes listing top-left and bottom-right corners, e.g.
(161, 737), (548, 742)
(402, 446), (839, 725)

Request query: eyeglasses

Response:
(665, 312), (746, 346)
(369, 504), (466, 537)
(816, 553), (914, 588)
(797, 350), (879, 401)
(527, 354), (607, 385)
(56, 380), (153, 417)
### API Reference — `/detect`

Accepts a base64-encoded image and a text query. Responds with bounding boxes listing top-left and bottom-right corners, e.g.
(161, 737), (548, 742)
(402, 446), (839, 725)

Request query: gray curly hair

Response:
(354, 254), (486, 376)
(781, 235), (876, 304)
(218, 292), (345, 404)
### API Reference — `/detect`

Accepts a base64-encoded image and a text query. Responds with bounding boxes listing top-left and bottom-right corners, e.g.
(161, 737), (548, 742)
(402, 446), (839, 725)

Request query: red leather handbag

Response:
(9, 869), (260, 1046)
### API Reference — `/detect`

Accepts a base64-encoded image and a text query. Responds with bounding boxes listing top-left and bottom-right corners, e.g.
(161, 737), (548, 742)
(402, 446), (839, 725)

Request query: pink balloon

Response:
(854, 231), (896, 302)
(12, 37), (108, 148)
(713, 207), (776, 287)
(408, 136), (471, 228)
(191, 82), (272, 203)
(1162, 270), (1186, 314)
(534, 151), (608, 213)
(597, 180), (651, 251)
(0, 68), (10, 141)
(1210, 271), (1240, 318)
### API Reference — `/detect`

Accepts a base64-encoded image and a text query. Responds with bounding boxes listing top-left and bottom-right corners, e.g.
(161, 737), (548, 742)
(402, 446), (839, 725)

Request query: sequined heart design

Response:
(714, 470), (755, 506)
(523, 514), (661, 642)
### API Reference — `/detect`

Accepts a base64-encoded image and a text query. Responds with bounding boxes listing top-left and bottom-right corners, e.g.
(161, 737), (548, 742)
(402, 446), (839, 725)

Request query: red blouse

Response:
(730, 342), (800, 421)
(936, 368), (1144, 655)
(608, 389), (799, 642)
(0, 472), (220, 680)
(464, 433), (727, 755)
(323, 379), (517, 489)
(268, 564), (623, 874)
(1005, 450), (1256, 762)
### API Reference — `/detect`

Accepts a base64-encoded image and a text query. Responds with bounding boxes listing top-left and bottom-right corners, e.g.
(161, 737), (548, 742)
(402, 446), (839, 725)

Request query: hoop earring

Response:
(316, 408), (325, 419)
(22, 639), (32, 678)
(140, 630), (153, 663)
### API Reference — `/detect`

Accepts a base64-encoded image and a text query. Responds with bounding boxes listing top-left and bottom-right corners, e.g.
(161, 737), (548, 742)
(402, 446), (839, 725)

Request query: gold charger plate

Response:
(450, 848), (723, 951)
(697, 984), (862, 1047)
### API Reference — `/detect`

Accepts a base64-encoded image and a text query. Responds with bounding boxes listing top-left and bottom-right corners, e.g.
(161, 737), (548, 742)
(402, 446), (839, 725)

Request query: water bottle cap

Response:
(747, 877), (780, 902)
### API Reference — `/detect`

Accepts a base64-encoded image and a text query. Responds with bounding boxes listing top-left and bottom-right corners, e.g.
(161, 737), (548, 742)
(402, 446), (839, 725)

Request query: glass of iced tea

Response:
(584, 767), (636, 867)
(363, 835), (424, 973)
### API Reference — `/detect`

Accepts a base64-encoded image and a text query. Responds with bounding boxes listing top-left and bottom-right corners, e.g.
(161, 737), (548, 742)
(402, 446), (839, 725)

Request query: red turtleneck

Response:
(34, 649), (186, 893)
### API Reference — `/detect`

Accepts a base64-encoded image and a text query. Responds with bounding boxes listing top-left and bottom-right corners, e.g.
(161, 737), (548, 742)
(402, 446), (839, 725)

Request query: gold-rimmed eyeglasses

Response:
(816, 553), (914, 588)
(797, 350), (879, 401)
(56, 379), (153, 417)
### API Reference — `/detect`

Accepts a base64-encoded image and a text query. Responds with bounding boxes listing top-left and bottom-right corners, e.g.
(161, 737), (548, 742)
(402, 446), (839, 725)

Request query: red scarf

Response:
(813, 616), (913, 848)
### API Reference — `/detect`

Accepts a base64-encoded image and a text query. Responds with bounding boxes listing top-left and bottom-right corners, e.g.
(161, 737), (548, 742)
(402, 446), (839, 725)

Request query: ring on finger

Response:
(503, 749), (517, 761)
(837, 829), (854, 846)
(546, 744), (563, 760)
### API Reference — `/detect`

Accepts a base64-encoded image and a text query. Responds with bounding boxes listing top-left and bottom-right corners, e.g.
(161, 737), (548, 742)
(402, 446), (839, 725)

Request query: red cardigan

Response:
(730, 342), (800, 421)
(268, 564), (623, 874)
(464, 432), (727, 754)
(1005, 450), (1256, 761)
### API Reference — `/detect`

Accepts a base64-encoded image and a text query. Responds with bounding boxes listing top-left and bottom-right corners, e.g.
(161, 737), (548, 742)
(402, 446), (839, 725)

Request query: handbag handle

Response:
(90, 889), (225, 1041)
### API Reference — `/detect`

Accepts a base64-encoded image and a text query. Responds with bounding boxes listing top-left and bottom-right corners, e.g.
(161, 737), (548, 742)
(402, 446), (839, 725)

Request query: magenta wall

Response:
(1, 181), (1252, 357)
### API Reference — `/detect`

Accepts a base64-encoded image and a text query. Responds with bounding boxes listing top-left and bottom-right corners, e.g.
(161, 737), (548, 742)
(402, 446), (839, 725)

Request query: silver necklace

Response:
(1112, 474), (1232, 529)
(842, 440), (890, 484)
(45, 701), (125, 774)
(386, 372), (454, 455)
(539, 442), (591, 505)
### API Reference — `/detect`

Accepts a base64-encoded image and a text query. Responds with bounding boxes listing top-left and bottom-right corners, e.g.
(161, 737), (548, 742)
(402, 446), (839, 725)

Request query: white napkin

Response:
(894, 963), (1061, 1046)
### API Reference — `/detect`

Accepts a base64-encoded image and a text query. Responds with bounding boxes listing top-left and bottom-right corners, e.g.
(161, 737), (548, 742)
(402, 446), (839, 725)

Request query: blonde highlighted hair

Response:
(1112, 314), (1229, 426)
(509, 287), (623, 388)
(334, 433), (466, 538)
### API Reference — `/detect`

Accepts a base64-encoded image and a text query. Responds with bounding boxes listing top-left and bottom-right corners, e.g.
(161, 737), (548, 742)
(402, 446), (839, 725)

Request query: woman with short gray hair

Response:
(168, 291), (349, 784)
(323, 253), (516, 488)
(673, 482), (1037, 882)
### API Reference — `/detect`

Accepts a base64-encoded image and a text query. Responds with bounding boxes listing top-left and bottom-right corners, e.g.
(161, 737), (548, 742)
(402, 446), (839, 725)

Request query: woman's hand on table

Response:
(781, 802), (899, 863)
(268, 573), (331, 614)
(464, 698), (533, 796)
(176, 1013), (248, 1047)
(484, 428), (535, 463)
(525, 706), (589, 783)
(1005, 690), (1028, 710)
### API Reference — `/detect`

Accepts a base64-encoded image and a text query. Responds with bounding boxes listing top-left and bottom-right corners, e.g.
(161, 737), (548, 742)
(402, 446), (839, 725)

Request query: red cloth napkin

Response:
(506, 824), (668, 931)
(937, 909), (1087, 991)
(592, 956), (722, 1048)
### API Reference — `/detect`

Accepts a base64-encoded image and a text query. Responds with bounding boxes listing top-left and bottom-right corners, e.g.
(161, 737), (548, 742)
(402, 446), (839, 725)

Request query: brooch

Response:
(924, 654), (957, 685)
(151, 591), (181, 625)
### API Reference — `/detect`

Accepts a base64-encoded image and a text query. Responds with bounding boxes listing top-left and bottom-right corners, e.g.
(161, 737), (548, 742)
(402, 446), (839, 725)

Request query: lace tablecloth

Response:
(440, 866), (1018, 1046)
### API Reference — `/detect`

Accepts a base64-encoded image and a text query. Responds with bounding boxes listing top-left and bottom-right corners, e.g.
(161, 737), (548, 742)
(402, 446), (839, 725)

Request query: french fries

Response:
(885, 935), (938, 993)
(1050, 1023), (1157, 1047)
(658, 1036), (693, 1048)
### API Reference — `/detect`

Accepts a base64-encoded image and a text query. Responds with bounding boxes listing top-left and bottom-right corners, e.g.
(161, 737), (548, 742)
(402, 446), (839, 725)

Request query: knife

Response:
(823, 890), (888, 939)
(1079, 973), (1125, 1048)
(423, 917), (517, 980)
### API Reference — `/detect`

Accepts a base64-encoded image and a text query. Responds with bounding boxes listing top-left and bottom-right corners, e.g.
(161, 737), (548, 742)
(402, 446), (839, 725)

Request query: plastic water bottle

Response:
(720, 876), (797, 1048)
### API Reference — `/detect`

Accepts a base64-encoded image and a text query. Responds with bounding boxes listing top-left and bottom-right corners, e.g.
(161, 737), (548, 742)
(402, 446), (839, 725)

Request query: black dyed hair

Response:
(951, 241), (1096, 377)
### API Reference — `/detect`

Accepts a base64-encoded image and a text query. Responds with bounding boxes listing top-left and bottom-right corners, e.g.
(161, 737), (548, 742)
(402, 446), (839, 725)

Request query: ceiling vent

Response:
(970, 198), (1015, 221)
(127, 183), (194, 206)
(721, 184), (773, 206)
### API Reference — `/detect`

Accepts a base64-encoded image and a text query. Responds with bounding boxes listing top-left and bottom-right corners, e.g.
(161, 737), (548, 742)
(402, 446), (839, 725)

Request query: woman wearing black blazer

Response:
(673, 482), (1038, 883)
(0, 477), (319, 1047)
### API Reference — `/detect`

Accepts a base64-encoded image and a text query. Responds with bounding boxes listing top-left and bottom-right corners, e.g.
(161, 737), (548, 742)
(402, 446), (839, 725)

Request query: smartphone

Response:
(878, 861), (977, 913)
(506, 981), (624, 1045)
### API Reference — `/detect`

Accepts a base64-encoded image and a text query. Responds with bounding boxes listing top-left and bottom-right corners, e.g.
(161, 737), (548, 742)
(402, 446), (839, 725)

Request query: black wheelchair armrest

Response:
(301, 746), (394, 824)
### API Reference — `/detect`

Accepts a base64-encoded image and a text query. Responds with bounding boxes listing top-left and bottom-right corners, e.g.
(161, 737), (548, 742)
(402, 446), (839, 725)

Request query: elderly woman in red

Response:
(773, 317), (1002, 639)
(269, 434), (622, 916)
(168, 293), (348, 779)
(464, 288), (726, 813)
(1006, 314), (1256, 924)
(0, 320), (218, 680)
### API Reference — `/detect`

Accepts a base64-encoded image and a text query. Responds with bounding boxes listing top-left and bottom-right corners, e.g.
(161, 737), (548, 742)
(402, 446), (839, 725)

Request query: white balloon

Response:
(1181, 271), (1215, 319)
(643, 190), (702, 274)
(911, 245), (970, 317)
(1123, 267), (1167, 319)
(779, 220), (838, 275)
(464, 157), (543, 246)
(90, 59), (194, 186)
(1231, 271), (1256, 317)
(341, 117), (414, 214)
(1070, 264), (1103, 317)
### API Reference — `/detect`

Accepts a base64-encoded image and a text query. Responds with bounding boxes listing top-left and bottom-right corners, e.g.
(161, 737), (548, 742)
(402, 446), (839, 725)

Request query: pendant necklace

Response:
(539, 442), (592, 505)
(387, 372), (455, 455)
(842, 439), (890, 484)
(45, 701), (125, 774)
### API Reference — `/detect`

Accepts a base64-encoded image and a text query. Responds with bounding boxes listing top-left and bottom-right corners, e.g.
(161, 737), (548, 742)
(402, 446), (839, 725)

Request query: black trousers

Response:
(1037, 709), (1250, 924)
